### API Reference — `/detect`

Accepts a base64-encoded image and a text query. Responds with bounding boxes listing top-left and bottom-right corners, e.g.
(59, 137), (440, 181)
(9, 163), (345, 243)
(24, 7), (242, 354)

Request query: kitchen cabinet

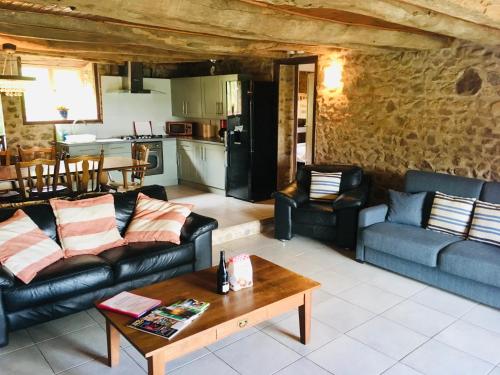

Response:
(172, 74), (241, 120)
(177, 139), (225, 190)
(171, 77), (202, 118)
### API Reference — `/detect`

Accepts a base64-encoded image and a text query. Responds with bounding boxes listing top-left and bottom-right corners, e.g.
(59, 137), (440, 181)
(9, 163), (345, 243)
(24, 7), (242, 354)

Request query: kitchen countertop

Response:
(174, 136), (224, 145)
(56, 137), (176, 146)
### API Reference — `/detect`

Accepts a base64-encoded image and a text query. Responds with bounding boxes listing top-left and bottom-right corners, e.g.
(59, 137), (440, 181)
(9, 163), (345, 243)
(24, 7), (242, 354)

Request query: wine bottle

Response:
(216, 251), (229, 295)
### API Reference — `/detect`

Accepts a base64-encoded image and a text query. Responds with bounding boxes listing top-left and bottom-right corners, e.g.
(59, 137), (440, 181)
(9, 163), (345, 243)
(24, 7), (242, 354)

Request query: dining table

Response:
(0, 156), (150, 182)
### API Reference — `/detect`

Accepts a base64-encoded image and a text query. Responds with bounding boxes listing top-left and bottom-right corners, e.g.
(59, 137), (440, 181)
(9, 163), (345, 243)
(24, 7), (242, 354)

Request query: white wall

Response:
(55, 76), (181, 139)
(99, 76), (180, 137)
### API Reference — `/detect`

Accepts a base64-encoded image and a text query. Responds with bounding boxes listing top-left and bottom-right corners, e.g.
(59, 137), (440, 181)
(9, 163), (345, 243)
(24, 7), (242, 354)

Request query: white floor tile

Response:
(410, 287), (477, 318)
(27, 311), (96, 343)
(402, 340), (494, 375)
(337, 283), (404, 314)
(312, 288), (334, 306)
(0, 329), (34, 356)
(313, 296), (375, 333)
(125, 345), (210, 372)
(0, 345), (54, 375)
(170, 353), (238, 375)
(58, 350), (145, 375)
(461, 304), (500, 335)
(313, 269), (362, 295)
(255, 311), (295, 330)
(86, 308), (106, 326)
(489, 367), (500, 375)
(307, 335), (396, 375)
(434, 320), (500, 364)
(214, 331), (301, 375)
(347, 316), (428, 360)
(275, 358), (332, 375)
(382, 300), (456, 337)
(262, 315), (341, 355)
(329, 261), (387, 282)
(36, 324), (108, 373)
(383, 363), (423, 375)
(368, 271), (426, 298)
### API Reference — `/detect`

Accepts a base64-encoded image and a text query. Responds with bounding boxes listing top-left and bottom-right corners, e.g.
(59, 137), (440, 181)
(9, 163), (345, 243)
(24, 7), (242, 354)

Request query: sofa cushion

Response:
(480, 182), (500, 204)
(125, 193), (193, 244)
(98, 242), (194, 283)
(426, 192), (476, 238)
(363, 222), (461, 267)
(439, 240), (500, 288)
(309, 171), (342, 201)
(3, 255), (113, 312)
(0, 210), (63, 284)
(50, 195), (126, 257)
(293, 202), (336, 226)
(468, 200), (500, 246)
(0, 204), (58, 242)
(387, 190), (426, 227)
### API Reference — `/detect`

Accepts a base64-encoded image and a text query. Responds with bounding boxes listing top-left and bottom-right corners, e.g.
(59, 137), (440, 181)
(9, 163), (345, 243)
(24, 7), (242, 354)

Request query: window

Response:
(21, 63), (101, 124)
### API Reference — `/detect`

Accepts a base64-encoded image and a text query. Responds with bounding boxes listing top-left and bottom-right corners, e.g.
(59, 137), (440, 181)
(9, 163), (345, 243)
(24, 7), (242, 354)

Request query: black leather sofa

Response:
(0, 185), (218, 347)
(273, 165), (370, 249)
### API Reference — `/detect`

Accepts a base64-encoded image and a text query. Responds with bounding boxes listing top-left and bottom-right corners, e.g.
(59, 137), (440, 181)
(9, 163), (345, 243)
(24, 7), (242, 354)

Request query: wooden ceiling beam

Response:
(21, 0), (450, 49)
(0, 8), (289, 60)
(398, 0), (500, 30)
(247, 0), (500, 45)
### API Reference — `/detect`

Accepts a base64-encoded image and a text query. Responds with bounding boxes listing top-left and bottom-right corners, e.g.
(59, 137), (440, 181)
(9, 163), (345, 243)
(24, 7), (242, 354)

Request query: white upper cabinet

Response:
(171, 77), (202, 118)
(171, 74), (240, 119)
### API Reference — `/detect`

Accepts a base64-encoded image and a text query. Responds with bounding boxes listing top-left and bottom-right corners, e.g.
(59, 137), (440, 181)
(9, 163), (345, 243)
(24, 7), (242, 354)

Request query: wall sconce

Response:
(323, 59), (343, 91)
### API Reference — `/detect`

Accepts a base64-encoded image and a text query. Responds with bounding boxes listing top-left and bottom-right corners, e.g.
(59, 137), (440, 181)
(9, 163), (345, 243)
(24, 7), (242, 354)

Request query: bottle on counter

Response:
(216, 251), (230, 295)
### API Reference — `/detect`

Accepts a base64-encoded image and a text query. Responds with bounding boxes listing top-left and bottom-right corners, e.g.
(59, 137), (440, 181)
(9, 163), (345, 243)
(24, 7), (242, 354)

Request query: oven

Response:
(135, 141), (163, 176)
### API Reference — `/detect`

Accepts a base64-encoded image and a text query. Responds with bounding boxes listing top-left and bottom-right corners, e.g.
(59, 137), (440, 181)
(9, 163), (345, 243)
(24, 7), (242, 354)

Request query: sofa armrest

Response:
(332, 187), (366, 210)
(0, 267), (14, 289)
(358, 204), (388, 229)
(272, 182), (308, 208)
(181, 212), (218, 243)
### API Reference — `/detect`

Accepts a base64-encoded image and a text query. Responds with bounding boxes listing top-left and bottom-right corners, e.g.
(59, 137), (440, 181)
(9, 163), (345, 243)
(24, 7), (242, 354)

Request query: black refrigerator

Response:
(225, 80), (277, 202)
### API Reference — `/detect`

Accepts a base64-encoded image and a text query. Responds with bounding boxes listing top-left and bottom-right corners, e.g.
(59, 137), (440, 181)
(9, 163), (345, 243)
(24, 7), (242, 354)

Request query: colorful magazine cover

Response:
(155, 299), (210, 322)
(128, 310), (189, 340)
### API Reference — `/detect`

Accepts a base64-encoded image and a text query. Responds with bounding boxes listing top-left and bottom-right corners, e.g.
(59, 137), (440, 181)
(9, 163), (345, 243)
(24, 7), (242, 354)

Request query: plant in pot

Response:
(56, 106), (69, 120)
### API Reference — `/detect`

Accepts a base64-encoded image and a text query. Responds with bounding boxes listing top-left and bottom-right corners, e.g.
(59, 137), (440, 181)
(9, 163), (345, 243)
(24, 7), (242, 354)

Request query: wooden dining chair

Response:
(15, 158), (67, 200)
(17, 145), (56, 161)
(64, 150), (105, 194)
(108, 144), (150, 192)
(0, 150), (21, 201)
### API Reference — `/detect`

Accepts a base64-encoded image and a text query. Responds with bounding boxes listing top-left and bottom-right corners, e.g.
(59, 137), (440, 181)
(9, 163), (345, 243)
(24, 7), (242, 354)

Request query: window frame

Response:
(21, 63), (103, 125)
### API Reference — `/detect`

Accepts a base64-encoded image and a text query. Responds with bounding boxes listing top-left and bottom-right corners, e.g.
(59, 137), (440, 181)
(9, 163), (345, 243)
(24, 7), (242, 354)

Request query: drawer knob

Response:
(238, 319), (248, 328)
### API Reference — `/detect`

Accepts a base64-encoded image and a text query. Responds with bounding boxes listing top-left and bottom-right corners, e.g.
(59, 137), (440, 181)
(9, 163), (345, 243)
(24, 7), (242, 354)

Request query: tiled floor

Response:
(166, 184), (274, 228)
(2, 232), (500, 375)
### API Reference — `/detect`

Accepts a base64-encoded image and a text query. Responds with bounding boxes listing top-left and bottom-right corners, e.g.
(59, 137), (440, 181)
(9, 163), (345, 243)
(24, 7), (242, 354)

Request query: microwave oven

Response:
(165, 122), (193, 136)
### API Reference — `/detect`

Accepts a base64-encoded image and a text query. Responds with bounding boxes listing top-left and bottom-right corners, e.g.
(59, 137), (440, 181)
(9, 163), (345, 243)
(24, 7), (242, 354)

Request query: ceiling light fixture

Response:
(0, 43), (35, 96)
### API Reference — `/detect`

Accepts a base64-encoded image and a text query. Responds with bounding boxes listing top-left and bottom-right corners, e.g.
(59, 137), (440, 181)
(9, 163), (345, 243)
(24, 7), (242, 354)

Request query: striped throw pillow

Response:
(468, 201), (500, 246)
(124, 193), (193, 244)
(0, 210), (63, 284)
(50, 194), (126, 257)
(309, 171), (342, 201)
(426, 191), (476, 238)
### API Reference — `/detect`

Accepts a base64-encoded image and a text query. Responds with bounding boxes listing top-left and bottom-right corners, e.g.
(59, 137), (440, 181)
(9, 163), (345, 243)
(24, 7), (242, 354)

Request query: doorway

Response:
(275, 57), (317, 190)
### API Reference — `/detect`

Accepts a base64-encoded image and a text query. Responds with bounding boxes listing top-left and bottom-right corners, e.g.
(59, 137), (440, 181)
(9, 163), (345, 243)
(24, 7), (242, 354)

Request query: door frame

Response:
(274, 56), (318, 181)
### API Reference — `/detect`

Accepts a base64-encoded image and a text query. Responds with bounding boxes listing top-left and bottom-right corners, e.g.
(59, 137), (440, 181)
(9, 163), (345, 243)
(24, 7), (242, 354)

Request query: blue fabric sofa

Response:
(356, 170), (500, 308)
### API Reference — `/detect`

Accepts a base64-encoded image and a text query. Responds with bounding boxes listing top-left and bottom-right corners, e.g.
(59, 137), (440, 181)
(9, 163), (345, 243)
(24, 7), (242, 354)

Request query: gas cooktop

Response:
(120, 134), (168, 140)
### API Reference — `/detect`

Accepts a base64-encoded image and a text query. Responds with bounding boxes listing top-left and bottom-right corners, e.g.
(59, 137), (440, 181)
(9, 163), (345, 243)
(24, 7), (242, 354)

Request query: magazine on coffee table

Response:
(128, 299), (209, 340)
(97, 291), (161, 318)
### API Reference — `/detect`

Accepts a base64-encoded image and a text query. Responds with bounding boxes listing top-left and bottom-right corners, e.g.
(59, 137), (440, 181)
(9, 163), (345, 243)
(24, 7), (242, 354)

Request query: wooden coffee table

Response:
(97, 255), (320, 375)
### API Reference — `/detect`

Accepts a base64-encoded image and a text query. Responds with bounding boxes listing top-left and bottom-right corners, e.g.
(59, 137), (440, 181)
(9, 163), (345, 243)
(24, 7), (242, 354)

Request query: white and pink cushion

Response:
(50, 194), (126, 257)
(0, 210), (63, 284)
(125, 193), (193, 244)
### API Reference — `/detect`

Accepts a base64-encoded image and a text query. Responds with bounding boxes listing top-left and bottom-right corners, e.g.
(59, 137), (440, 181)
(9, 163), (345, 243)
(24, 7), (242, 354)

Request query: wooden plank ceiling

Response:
(0, 0), (497, 63)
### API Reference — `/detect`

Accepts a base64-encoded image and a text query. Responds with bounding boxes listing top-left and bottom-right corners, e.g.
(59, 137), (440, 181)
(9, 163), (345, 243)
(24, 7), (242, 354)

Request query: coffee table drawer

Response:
(216, 308), (268, 339)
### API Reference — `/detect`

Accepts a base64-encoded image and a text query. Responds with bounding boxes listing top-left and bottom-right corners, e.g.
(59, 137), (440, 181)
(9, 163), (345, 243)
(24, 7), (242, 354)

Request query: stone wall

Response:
(315, 42), (500, 200)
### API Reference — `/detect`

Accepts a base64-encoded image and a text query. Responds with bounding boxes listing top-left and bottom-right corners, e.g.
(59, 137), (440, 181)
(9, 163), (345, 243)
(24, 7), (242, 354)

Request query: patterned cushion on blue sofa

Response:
(468, 201), (500, 246)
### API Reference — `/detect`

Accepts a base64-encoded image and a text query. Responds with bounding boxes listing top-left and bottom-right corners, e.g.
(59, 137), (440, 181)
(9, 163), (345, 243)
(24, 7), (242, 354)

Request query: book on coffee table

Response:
(128, 299), (210, 340)
(97, 291), (161, 318)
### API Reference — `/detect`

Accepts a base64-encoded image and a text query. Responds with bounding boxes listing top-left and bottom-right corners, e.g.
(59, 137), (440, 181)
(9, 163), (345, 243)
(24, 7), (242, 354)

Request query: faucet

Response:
(71, 119), (87, 135)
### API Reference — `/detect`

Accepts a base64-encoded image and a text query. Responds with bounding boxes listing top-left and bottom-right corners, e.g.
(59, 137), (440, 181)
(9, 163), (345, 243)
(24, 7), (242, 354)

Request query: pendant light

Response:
(0, 43), (35, 96)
